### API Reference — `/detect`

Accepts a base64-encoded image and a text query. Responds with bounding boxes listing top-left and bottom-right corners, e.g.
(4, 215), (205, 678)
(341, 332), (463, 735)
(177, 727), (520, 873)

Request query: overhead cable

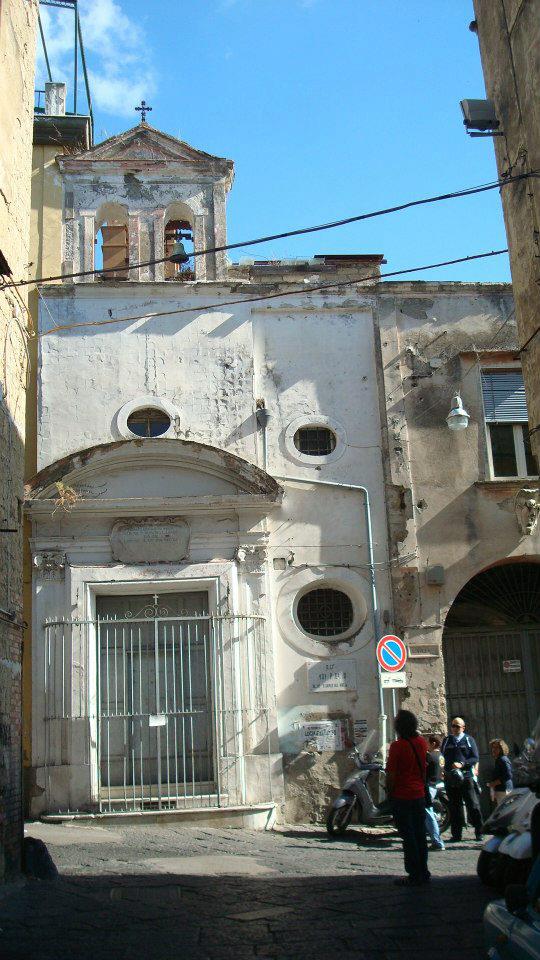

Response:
(1, 172), (532, 292)
(39, 248), (509, 338)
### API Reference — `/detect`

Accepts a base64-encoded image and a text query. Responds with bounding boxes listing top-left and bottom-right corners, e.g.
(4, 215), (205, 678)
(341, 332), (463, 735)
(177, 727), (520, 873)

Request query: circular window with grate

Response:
(293, 426), (336, 457)
(127, 407), (172, 438)
(296, 587), (354, 639)
(284, 415), (346, 466)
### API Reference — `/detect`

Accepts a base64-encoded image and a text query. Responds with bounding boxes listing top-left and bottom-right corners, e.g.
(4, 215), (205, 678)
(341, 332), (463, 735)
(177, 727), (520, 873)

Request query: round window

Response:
(293, 426), (336, 457)
(297, 587), (354, 638)
(127, 407), (172, 437)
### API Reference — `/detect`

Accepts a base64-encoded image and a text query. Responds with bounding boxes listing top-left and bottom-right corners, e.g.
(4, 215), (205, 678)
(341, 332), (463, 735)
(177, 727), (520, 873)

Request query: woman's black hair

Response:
(394, 709), (418, 739)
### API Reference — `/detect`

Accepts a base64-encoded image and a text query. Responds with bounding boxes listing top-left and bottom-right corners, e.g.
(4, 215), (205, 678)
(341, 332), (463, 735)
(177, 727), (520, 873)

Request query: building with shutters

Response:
(25, 115), (540, 824)
(379, 287), (540, 791)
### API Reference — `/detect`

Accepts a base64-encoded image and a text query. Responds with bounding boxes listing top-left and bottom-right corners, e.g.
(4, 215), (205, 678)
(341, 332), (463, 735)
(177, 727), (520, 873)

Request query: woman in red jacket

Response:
(386, 709), (430, 886)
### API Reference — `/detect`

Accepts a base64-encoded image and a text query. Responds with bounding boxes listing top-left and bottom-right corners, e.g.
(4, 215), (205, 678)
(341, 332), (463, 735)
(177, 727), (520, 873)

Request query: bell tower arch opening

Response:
(95, 202), (129, 279)
(163, 201), (195, 281)
(442, 561), (540, 780)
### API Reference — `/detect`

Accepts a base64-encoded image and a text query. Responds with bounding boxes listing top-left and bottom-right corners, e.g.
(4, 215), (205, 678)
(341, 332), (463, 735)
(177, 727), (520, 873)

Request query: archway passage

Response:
(443, 562), (540, 779)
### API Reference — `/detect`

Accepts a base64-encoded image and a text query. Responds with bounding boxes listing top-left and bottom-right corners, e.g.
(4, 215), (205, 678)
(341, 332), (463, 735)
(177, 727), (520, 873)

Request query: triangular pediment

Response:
(67, 123), (233, 171)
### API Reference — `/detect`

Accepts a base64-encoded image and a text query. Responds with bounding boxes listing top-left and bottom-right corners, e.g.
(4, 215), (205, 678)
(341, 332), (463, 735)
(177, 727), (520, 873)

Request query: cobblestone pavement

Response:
(0, 821), (493, 960)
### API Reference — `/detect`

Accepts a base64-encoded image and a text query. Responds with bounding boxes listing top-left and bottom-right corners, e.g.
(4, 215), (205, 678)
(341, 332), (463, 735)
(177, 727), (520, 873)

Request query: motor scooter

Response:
(326, 731), (450, 837)
(478, 789), (535, 888)
(484, 787), (540, 960)
(478, 732), (540, 889)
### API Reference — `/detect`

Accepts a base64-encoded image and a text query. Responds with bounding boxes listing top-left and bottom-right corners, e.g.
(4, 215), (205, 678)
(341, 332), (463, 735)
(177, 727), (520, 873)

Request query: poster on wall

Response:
(303, 720), (345, 751)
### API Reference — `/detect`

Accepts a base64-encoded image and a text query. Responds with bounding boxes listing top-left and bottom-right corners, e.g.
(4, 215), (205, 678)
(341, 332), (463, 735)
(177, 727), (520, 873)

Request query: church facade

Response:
(27, 122), (391, 824)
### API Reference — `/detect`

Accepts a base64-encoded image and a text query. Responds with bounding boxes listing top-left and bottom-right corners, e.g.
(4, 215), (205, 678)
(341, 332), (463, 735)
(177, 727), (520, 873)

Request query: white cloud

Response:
(36, 0), (155, 119)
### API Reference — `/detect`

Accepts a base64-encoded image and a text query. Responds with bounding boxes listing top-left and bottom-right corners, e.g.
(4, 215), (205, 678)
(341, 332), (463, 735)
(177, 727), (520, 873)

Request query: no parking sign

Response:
(376, 635), (407, 673)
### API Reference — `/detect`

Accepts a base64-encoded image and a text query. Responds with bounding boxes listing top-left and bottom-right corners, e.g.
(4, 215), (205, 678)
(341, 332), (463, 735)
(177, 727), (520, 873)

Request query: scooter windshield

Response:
(358, 729), (378, 760)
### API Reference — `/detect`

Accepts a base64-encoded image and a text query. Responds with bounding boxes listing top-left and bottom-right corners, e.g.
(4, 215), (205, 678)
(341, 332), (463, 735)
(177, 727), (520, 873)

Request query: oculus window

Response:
(293, 426), (336, 457)
(482, 370), (538, 478)
(297, 588), (353, 638)
(127, 407), (172, 438)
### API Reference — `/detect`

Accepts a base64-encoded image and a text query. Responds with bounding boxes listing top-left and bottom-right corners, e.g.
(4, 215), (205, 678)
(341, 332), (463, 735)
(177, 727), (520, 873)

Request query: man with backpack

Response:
(441, 716), (483, 842)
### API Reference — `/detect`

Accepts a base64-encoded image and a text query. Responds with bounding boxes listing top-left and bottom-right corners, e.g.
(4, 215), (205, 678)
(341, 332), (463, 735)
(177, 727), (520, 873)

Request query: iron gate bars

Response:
(41, 614), (272, 814)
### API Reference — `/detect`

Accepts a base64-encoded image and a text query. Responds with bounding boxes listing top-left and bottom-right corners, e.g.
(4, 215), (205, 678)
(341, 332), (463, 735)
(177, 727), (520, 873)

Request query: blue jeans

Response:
(392, 797), (430, 882)
(425, 786), (444, 847)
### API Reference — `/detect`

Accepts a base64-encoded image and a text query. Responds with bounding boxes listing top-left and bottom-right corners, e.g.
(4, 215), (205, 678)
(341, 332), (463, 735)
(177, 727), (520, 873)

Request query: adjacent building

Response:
(24, 78), (91, 818)
(379, 285), (540, 781)
(471, 1), (540, 464)
(0, 0), (38, 880)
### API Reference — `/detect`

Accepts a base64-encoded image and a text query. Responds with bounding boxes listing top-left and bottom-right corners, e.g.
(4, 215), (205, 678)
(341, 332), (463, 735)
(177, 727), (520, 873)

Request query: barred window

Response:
(293, 426), (336, 457)
(297, 588), (353, 638)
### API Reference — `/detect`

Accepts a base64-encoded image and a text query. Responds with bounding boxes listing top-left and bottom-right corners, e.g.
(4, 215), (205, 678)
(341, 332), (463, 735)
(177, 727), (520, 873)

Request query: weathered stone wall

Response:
(377, 282), (540, 735)
(0, 0), (37, 880)
(473, 0), (540, 462)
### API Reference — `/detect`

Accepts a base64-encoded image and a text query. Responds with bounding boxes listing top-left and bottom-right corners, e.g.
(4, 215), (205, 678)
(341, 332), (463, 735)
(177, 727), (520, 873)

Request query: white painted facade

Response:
(27, 124), (392, 822)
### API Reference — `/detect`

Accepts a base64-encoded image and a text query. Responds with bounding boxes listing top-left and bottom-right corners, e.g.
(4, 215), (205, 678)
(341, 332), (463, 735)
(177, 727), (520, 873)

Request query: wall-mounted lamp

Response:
(460, 99), (503, 137)
(446, 393), (470, 431)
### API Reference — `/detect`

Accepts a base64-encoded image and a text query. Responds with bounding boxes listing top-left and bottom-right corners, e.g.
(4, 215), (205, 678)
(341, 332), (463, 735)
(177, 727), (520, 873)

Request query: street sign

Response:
(377, 635), (407, 672)
(381, 671), (407, 689)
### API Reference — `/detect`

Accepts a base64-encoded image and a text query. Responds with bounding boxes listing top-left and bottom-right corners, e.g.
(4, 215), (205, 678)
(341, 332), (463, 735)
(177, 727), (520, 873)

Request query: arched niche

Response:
(163, 200), (195, 281)
(95, 202), (129, 280)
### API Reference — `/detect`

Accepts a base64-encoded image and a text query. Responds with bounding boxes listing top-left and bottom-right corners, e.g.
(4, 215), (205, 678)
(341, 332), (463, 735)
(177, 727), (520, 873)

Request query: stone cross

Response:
(135, 100), (152, 123)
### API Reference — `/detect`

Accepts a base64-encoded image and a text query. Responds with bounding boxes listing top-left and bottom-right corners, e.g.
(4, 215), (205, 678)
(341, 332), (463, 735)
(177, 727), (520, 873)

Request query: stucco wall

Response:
(472, 1), (540, 461)
(0, 0), (37, 880)
(33, 282), (392, 820)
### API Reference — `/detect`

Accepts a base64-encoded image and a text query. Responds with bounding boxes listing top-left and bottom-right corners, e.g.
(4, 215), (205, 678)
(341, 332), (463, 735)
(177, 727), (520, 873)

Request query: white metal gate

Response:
(42, 606), (272, 814)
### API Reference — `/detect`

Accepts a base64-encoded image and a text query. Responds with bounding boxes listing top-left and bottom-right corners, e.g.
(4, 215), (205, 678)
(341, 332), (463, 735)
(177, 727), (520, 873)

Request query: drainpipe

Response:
(275, 475), (387, 758)
(256, 403), (270, 472)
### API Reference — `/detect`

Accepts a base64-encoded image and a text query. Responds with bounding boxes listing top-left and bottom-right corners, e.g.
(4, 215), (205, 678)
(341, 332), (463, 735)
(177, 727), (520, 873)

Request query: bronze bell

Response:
(169, 240), (189, 264)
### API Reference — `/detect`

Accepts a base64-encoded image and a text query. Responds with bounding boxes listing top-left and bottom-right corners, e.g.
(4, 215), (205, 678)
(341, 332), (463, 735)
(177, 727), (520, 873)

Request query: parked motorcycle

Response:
(326, 731), (450, 837)
(477, 788), (535, 888)
(478, 731), (540, 889)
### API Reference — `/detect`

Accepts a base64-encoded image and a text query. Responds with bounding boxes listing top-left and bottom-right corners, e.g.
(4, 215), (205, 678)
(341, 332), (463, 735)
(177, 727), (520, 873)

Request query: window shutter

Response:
(481, 370), (529, 423)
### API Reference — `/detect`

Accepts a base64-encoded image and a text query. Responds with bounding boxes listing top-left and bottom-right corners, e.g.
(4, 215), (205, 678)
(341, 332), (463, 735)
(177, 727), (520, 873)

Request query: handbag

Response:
(406, 738), (433, 808)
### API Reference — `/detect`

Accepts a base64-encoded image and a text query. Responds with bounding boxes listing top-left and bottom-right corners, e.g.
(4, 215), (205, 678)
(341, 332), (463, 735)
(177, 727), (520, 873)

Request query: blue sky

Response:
(37, 0), (510, 282)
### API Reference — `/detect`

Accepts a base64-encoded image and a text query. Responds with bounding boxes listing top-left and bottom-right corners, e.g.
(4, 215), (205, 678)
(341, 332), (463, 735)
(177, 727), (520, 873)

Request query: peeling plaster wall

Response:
(377, 282), (540, 732)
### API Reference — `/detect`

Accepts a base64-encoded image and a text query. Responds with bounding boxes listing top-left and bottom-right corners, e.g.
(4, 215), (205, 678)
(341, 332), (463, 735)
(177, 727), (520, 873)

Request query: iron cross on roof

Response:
(135, 100), (152, 123)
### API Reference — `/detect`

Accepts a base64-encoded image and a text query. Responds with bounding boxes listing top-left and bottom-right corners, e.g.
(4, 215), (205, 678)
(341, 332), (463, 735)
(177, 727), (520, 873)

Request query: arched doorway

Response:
(443, 562), (540, 777)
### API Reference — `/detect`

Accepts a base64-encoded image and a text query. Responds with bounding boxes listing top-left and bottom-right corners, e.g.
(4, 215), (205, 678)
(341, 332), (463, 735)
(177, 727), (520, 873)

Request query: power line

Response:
(38, 248), (509, 338)
(2, 172), (531, 292)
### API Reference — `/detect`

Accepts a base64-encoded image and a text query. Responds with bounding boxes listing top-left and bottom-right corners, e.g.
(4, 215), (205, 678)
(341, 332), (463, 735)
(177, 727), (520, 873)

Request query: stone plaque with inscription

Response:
(307, 659), (357, 693)
(110, 518), (190, 564)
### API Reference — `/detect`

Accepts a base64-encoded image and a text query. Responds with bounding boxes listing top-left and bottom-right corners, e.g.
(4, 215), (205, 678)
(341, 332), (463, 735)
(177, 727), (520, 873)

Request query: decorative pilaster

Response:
(212, 182), (228, 280)
(194, 215), (207, 281)
(128, 213), (140, 280)
(79, 213), (95, 281)
(153, 210), (165, 281)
